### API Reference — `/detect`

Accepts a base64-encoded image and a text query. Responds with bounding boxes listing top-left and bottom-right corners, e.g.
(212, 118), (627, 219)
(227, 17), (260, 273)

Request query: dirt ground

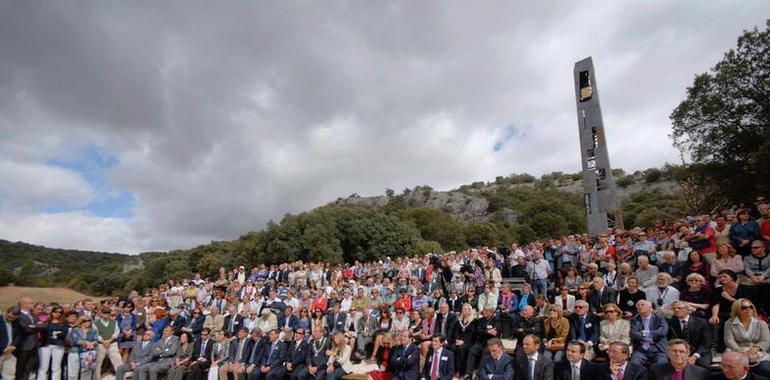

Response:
(0, 286), (100, 310)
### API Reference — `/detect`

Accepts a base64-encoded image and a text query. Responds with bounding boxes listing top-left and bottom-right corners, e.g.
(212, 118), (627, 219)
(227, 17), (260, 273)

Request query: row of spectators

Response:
(2, 201), (770, 380)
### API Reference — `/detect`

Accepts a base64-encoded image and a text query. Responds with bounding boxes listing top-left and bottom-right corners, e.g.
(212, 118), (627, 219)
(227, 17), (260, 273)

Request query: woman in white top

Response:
(326, 333), (353, 380)
(724, 298), (770, 376)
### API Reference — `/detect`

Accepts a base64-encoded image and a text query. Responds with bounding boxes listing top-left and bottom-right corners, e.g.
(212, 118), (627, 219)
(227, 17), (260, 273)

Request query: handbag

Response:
(79, 349), (97, 371)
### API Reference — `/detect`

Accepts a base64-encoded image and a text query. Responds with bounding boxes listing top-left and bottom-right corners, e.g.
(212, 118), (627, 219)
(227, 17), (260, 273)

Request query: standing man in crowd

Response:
(13, 297), (42, 380)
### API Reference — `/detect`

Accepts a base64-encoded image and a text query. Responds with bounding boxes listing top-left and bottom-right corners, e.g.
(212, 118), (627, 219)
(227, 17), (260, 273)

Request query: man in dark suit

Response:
(245, 329), (269, 380)
(423, 336), (454, 380)
(599, 342), (646, 380)
(326, 304), (347, 334)
(478, 338), (513, 380)
(466, 307), (502, 376)
(518, 334), (553, 380)
(0, 307), (18, 380)
(224, 305), (245, 337)
(13, 297), (43, 380)
(667, 301), (712, 368)
(219, 327), (251, 380)
(588, 277), (617, 317)
(282, 328), (309, 380)
(277, 306), (298, 342)
(389, 330), (419, 380)
(714, 351), (770, 380)
(435, 303), (458, 347)
(629, 300), (668, 366)
(189, 328), (215, 380)
(648, 339), (710, 380)
(305, 326), (330, 380)
(568, 301), (600, 353)
(555, 341), (599, 380)
(253, 329), (286, 380)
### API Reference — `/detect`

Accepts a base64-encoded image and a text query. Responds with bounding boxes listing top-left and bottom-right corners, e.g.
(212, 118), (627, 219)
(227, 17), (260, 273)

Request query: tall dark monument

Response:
(574, 57), (623, 236)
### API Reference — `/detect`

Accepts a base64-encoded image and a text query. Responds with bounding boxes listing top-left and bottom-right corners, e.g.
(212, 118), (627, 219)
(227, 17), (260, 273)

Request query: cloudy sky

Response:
(0, 2), (767, 253)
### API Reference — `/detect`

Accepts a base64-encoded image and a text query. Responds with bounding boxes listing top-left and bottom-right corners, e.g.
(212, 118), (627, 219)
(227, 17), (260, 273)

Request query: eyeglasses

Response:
(604, 310), (618, 314)
(295, 331), (305, 335)
(741, 305), (754, 310)
(752, 246), (764, 249)
(575, 305), (586, 309)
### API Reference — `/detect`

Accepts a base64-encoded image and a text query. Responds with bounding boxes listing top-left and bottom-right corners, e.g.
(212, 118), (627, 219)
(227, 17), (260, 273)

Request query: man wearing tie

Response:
(666, 301), (712, 368)
(13, 297), (43, 380)
(219, 327), (250, 380)
(189, 328), (215, 380)
(629, 300), (668, 366)
(254, 329), (286, 380)
(224, 305), (245, 338)
(435, 303), (457, 348)
(282, 328), (309, 380)
(389, 330), (419, 380)
(519, 334), (553, 380)
(568, 300), (600, 357)
(305, 327), (330, 380)
(648, 339), (709, 380)
(478, 338), (513, 380)
(599, 342), (646, 380)
(554, 341), (599, 380)
(115, 330), (156, 380)
(422, 336), (454, 380)
(141, 325), (180, 380)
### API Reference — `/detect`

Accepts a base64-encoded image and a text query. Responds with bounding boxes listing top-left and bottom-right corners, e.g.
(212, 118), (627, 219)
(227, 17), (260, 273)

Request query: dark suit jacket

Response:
(648, 363), (710, 380)
(327, 312), (347, 334)
(12, 311), (40, 351)
(666, 316), (711, 359)
(568, 314), (601, 347)
(598, 362), (646, 380)
(422, 348), (455, 380)
(630, 314), (668, 353)
(435, 312), (458, 344)
(223, 314), (244, 336)
(277, 314), (299, 330)
(479, 353), (513, 380)
(519, 354), (554, 380)
(712, 373), (770, 380)
(0, 315), (11, 351)
(555, 359), (600, 380)
(192, 338), (214, 366)
(307, 337), (330, 370)
(286, 340), (308, 369)
(589, 288), (618, 313)
(227, 337), (252, 364)
(388, 343), (419, 380)
(169, 315), (188, 336)
(259, 340), (287, 370)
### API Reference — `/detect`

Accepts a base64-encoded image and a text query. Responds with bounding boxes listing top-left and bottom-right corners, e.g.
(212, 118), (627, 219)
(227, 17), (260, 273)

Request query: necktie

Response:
(681, 319), (687, 333)
(617, 367), (624, 380)
(528, 358), (535, 380)
(430, 350), (440, 380)
(580, 317), (587, 341)
(199, 341), (207, 358)
(572, 363), (580, 380)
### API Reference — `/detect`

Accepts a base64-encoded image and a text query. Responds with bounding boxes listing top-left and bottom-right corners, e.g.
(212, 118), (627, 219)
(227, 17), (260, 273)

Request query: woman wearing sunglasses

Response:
(724, 298), (770, 377)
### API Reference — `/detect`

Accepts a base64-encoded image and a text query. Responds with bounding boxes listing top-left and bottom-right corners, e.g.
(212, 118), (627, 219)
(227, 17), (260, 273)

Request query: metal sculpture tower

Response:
(574, 57), (623, 236)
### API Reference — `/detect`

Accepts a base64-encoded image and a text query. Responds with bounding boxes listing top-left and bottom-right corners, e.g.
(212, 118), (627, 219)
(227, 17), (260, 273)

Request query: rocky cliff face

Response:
(330, 178), (680, 222)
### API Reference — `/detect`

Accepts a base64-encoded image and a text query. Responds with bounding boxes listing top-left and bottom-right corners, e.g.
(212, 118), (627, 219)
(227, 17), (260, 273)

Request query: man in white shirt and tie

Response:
(555, 341), (599, 380)
(520, 334), (553, 380)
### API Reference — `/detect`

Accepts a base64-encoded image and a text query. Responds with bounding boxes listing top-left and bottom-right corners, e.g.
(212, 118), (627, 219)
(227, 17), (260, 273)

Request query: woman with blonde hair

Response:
(542, 304), (569, 363)
(597, 303), (630, 358)
(325, 332), (353, 380)
(724, 298), (770, 376)
(711, 243), (744, 277)
(679, 273), (711, 318)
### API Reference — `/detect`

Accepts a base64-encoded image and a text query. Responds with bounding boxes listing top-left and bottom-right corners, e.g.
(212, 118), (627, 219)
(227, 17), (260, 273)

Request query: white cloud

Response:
(0, 159), (94, 213)
(0, 1), (767, 252)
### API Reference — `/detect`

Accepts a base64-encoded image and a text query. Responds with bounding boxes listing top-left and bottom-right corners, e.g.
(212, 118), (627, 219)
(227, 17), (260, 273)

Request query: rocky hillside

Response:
(332, 171), (680, 222)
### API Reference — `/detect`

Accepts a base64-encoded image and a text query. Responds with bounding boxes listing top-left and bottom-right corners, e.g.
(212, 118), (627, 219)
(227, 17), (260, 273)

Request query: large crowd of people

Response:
(2, 201), (770, 380)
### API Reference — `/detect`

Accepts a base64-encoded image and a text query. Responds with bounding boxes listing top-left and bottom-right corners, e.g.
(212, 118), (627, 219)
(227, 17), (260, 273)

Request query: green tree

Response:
(397, 208), (466, 251)
(670, 20), (770, 204)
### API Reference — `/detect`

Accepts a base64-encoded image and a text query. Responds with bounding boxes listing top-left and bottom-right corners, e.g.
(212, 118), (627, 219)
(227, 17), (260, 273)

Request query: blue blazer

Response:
(479, 353), (514, 380)
(422, 348), (454, 380)
(630, 314), (668, 352)
(389, 343), (419, 380)
(277, 314), (299, 330)
(259, 340), (287, 370)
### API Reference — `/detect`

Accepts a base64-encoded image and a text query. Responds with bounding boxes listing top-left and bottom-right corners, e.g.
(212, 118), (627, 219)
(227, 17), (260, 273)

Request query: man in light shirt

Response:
(526, 251), (551, 295)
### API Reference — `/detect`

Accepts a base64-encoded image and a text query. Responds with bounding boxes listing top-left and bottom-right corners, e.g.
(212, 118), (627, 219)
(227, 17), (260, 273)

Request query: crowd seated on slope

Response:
(3, 201), (770, 380)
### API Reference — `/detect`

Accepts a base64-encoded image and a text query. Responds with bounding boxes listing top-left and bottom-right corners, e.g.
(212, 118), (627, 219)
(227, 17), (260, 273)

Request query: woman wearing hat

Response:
(67, 315), (102, 380)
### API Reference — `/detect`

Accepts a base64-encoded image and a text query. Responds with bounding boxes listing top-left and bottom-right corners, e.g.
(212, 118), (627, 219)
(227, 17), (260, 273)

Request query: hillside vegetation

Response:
(0, 168), (685, 296)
